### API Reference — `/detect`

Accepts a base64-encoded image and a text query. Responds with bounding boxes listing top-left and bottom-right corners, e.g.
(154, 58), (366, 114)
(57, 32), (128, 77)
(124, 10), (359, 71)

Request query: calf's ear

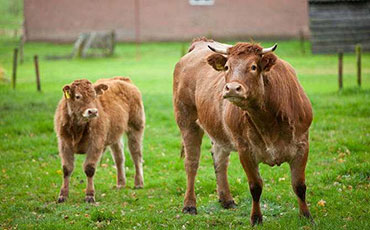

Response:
(207, 54), (228, 71)
(63, 85), (71, 99)
(259, 53), (277, 72)
(94, 84), (108, 95)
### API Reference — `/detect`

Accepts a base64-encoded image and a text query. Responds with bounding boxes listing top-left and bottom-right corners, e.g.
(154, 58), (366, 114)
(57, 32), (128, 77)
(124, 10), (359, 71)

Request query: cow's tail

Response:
(188, 37), (214, 53)
(180, 142), (185, 158)
(113, 76), (132, 83)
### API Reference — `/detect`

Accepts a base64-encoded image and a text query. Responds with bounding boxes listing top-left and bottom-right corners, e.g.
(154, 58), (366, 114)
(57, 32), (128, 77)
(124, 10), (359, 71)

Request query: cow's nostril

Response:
(225, 85), (230, 91)
(236, 86), (241, 92)
(88, 110), (92, 114)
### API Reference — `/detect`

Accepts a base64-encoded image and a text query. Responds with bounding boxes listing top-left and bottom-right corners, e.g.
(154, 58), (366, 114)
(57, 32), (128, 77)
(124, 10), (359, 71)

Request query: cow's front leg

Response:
(58, 144), (74, 203)
(211, 143), (235, 209)
(83, 147), (103, 203)
(290, 146), (313, 221)
(238, 150), (263, 226)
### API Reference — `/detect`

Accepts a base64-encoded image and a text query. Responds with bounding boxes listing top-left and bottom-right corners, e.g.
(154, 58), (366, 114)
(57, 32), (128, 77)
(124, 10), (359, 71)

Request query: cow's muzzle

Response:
(223, 82), (247, 102)
(82, 108), (98, 119)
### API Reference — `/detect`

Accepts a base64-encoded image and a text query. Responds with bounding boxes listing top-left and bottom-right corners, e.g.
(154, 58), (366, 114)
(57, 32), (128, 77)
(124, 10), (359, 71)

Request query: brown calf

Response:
(173, 38), (313, 225)
(54, 77), (145, 203)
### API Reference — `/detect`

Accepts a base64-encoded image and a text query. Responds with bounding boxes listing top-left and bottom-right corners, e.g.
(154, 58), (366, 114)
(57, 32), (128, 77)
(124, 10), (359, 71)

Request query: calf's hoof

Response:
(220, 200), (237, 209)
(251, 214), (263, 226)
(85, 196), (95, 203)
(57, 196), (67, 203)
(182, 206), (197, 215)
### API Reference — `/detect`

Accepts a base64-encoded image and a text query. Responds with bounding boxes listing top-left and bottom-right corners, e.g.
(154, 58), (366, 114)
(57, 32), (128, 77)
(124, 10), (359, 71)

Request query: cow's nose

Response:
(83, 108), (98, 118)
(223, 82), (246, 98)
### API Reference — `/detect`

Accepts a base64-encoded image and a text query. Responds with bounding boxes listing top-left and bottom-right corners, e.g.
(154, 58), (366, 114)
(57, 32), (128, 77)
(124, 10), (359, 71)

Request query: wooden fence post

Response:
(356, 44), (361, 87)
(19, 35), (24, 64)
(34, 55), (41, 92)
(12, 48), (18, 89)
(338, 51), (343, 90)
(299, 30), (305, 55)
(181, 43), (186, 57)
(134, 0), (141, 61)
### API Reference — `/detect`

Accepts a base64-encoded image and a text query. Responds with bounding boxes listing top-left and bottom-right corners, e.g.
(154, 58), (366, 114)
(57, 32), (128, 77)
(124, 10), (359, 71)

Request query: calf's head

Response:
(62, 79), (108, 120)
(207, 43), (277, 109)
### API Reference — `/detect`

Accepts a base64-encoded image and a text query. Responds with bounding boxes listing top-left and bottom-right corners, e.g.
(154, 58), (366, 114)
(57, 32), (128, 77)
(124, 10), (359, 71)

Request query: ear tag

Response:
(216, 63), (224, 71)
(65, 91), (70, 99)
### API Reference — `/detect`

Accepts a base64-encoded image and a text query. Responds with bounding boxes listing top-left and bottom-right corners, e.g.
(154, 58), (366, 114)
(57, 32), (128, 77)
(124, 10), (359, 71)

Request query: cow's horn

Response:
(262, 43), (278, 54)
(208, 44), (232, 55)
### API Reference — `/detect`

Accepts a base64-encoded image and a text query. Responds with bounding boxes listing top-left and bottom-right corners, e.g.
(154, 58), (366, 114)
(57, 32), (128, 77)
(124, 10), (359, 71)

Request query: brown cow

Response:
(173, 38), (313, 225)
(54, 77), (145, 203)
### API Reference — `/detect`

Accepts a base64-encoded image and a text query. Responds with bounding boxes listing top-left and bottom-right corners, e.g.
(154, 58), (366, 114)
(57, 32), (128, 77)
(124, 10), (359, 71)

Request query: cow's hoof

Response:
(221, 200), (237, 209)
(116, 184), (125, 189)
(57, 196), (66, 203)
(134, 185), (143, 189)
(85, 196), (95, 203)
(251, 214), (263, 226)
(301, 212), (315, 225)
(182, 206), (197, 215)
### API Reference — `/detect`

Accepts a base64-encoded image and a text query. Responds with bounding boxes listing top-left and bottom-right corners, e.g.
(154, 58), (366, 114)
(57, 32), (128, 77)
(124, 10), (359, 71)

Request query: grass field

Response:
(0, 37), (369, 229)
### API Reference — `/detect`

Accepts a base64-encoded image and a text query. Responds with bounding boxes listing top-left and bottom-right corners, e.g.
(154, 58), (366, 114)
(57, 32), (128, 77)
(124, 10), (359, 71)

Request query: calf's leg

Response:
(238, 150), (263, 226)
(211, 143), (235, 209)
(127, 128), (144, 189)
(83, 149), (103, 203)
(110, 140), (126, 189)
(58, 145), (74, 203)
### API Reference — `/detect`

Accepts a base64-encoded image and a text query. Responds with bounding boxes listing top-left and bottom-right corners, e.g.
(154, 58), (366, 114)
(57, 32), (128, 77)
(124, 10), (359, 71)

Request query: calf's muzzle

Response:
(83, 108), (98, 119)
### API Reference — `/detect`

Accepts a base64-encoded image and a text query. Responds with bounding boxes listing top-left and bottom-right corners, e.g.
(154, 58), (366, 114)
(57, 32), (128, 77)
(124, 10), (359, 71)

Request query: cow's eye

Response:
(75, 95), (81, 100)
(251, 65), (257, 71)
(224, 66), (229, 71)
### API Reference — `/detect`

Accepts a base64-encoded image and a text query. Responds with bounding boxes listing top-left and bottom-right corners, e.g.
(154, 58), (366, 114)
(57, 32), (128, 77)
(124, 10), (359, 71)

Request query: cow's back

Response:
(173, 39), (233, 146)
(96, 77), (144, 133)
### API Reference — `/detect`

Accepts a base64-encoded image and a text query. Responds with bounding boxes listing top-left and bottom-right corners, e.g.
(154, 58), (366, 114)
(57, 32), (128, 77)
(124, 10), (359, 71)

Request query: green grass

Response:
(0, 38), (369, 229)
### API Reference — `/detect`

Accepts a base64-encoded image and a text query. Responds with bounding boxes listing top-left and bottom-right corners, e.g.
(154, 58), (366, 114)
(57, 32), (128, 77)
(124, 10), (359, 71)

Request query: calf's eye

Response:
(75, 95), (81, 99)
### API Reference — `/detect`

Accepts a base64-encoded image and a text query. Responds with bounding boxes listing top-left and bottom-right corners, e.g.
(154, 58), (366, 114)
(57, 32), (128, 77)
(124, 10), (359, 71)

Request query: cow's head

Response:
(207, 43), (277, 109)
(62, 79), (108, 120)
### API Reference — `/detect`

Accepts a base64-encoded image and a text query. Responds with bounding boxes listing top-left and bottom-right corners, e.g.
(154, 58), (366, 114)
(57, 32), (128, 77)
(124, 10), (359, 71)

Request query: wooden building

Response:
(309, 0), (370, 54)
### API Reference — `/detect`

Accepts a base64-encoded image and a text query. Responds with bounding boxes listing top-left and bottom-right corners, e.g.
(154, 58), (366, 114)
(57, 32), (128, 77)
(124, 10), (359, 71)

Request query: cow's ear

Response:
(63, 85), (72, 99)
(94, 84), (108, 95)
(259, 53), (277, 72)
(207, 54), (228, 71)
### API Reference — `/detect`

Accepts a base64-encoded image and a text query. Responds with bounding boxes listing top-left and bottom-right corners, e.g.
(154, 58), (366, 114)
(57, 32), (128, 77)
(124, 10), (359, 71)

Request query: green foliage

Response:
(0, 39), (369, 229)
(0, 0), (23, 29)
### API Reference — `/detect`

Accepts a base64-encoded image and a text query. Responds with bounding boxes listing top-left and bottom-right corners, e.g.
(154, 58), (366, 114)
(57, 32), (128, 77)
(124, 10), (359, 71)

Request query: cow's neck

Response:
(243, 101), (283, 146)
(246, 103), (276, 131)
(67, 114), (90, 145)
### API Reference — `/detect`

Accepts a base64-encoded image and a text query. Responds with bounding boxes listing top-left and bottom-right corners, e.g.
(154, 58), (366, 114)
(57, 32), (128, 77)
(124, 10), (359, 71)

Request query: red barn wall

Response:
(24, 0), (309, 42)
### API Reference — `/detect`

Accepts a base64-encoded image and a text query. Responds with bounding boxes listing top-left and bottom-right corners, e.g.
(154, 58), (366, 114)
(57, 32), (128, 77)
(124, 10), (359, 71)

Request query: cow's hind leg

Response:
(58, 145), (74, 203)
(181, 122), (204, 214)
(211, 143), (235, 209)
(110, 140), (126, 189)
(290, 146), (313, 221)
(238, 150), (263, 226)
(127, 128), (144, 189)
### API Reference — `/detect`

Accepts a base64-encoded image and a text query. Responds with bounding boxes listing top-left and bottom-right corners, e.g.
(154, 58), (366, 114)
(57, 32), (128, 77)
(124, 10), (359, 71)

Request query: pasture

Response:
(0, 37), (369, 229)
